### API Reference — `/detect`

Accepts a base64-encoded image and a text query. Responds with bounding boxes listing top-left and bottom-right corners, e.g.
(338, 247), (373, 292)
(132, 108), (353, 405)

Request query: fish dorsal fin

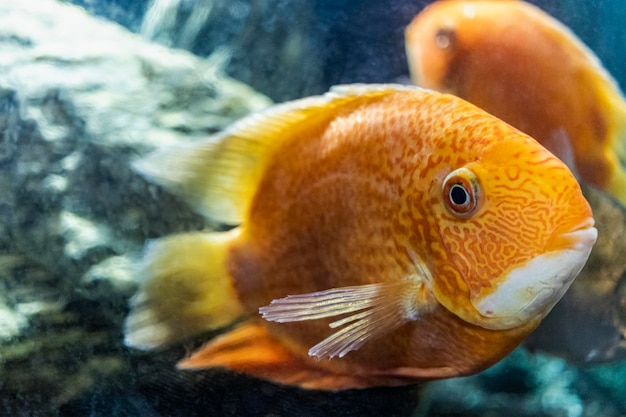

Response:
(260, 278), (434, 359)
(133, 84), (423, 225)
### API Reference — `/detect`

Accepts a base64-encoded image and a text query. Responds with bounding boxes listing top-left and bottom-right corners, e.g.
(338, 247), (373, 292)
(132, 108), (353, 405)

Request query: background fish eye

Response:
(435, 27), (456, 49)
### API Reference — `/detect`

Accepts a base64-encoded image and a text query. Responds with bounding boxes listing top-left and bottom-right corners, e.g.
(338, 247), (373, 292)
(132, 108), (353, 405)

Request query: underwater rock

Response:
(0, 0), (270, 411)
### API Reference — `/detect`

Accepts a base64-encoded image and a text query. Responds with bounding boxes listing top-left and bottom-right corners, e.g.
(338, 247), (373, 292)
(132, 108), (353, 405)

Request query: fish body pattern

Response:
(405, 0), (626, 205)
(125, 84), (596, 390)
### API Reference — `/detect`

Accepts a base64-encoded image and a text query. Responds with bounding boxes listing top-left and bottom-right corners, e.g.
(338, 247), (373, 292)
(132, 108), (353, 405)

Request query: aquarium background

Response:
(0, 0), (625, 416)
(65, 0), (626, 104)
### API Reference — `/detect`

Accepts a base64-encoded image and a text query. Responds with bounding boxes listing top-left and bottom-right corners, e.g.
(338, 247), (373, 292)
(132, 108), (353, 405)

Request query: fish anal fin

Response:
(178, 321), (289, 370)
(178, 322), (386, 390)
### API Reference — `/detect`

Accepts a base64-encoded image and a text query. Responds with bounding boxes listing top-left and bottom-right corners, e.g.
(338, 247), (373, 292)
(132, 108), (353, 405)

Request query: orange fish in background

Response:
(405, 0), (626, 205)
(124, 84), (596, 390)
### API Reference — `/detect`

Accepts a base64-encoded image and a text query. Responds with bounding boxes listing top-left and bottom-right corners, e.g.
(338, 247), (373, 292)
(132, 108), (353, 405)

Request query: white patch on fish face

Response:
(472, 225), (597, 330)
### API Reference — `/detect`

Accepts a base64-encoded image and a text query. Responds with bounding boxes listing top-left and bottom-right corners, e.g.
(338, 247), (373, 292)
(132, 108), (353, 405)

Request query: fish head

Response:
(405, 1), (515, 94)
(427, 125), (596, 331)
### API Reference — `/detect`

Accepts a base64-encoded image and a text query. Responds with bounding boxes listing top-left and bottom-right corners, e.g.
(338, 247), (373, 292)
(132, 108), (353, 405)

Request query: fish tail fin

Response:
(124, 229), (244, 350)
(177, 321), (383, 390)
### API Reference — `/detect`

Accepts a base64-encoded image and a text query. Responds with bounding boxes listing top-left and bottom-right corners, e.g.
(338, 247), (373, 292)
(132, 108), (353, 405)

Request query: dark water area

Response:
(66, 0), (626, 103)
(2, 1), (626, 416)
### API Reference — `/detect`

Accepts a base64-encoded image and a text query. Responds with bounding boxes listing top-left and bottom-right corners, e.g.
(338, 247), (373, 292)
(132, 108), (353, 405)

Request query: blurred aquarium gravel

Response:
(0, 0), (625, 416)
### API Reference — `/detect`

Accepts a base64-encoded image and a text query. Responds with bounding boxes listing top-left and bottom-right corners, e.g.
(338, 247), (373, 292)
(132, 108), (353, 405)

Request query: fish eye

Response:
(442, 168), (480, 218)
(435, 28), (456, 49)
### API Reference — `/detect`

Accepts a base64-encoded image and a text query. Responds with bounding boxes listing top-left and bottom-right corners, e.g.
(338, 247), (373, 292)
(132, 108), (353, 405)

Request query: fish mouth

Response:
(545, 217), (597, 252)
(471, 218), (597, 330)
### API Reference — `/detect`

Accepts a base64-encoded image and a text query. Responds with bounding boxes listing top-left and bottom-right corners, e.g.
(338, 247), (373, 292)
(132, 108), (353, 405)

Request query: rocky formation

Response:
(0, 0), (270, 411)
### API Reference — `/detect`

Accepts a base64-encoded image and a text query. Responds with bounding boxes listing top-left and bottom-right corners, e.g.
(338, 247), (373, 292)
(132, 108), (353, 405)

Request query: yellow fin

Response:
(612, 96), (626, 162)
(603, 94), (626, 203)
(133, 83), (424, 225)
(124, 229), (243, 350)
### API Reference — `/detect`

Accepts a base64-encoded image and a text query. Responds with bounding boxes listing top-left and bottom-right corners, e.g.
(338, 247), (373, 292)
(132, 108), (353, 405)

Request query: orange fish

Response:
(124, 84), (596, 390)
(405, 0), (626, 205)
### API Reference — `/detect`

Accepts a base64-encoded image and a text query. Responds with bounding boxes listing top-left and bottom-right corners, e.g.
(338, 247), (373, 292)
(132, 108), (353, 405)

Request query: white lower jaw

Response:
(472, 226), (597, 330)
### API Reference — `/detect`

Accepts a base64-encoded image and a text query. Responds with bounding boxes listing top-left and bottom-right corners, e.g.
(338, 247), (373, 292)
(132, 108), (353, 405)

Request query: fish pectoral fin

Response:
(260, 281), (430, 359)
